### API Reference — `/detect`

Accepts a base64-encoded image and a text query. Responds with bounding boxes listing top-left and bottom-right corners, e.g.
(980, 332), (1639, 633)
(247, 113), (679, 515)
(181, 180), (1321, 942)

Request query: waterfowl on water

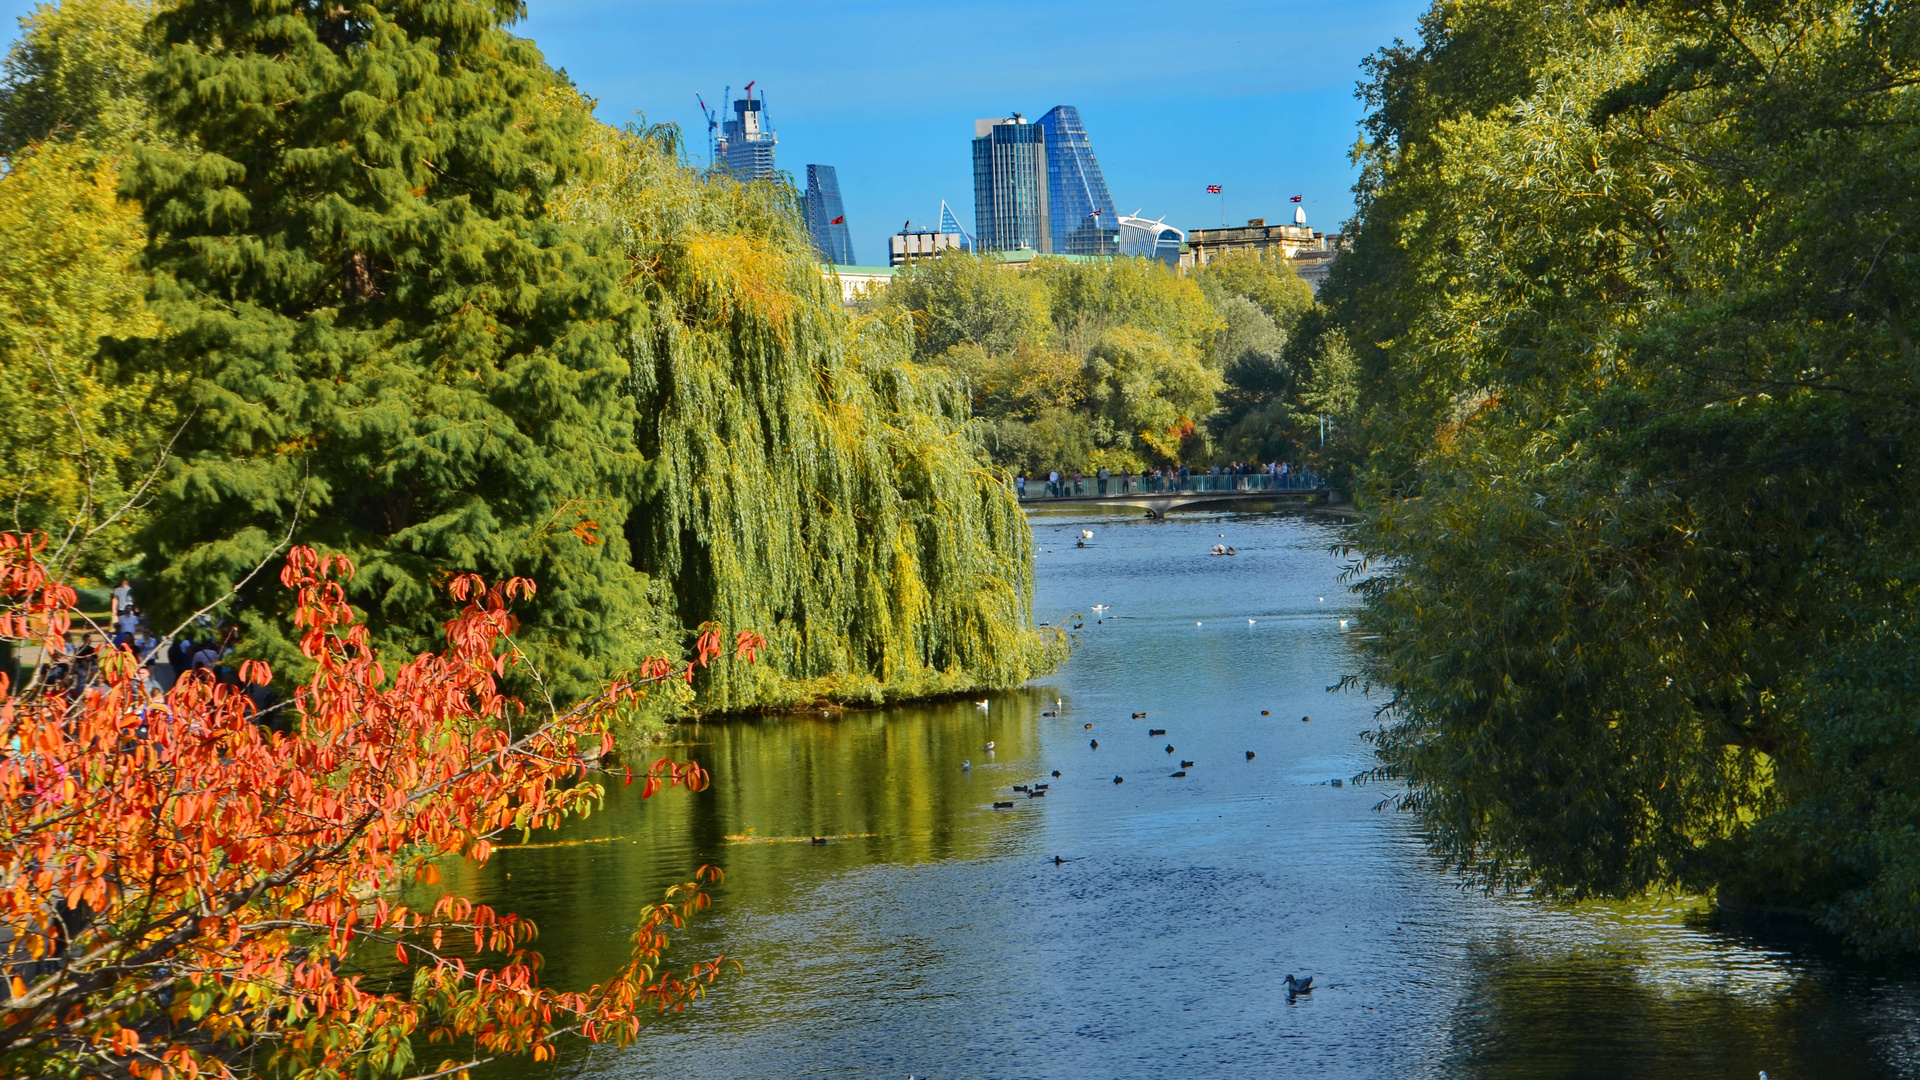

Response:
(1246, 751), (1256, 760)
(1261, 710), (1270, 716)
(1091, 604), (1109, 613)
(1180, 760), (1194, 768)
(1052, 770), (1062, 777)
(994, 801), (1015, 809)
(1013, 785), (1029, 793)
(1042, 710), (1056, 716)
(1165, 744), (1175, 754)
(975, 700), (989, 710)
(1028, 789), (1046, 798)
(1113, 775), (1124, 784)
(1090, 739), (1099, 749)
(1148, 728), (1166, 736)
(962, 760), (971, 770)
(810, 837), (827, 845)
(1301, 715), (1311, 723)
(1132, 711), (1147, 718)
(1283, 974), (1314, 994)
(1053, 855), (1066, 865)
(985, 741), (996, 751)
(1170, 770), (1186, 778)
(1084, 723), (1093, 729)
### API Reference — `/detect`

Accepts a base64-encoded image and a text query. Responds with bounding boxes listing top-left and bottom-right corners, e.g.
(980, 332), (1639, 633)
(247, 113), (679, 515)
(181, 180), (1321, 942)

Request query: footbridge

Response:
(1018, 478), (1338, 518)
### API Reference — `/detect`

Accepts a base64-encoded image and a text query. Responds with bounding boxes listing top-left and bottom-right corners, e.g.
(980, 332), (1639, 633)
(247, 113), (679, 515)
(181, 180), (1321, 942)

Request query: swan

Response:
(1080, 529), (1093, 539)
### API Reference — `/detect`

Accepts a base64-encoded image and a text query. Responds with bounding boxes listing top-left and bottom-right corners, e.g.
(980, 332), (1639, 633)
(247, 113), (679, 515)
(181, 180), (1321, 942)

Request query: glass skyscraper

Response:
(804, 165), (856, 264)
(972, 116), (1049, 252)
(1037, 105), (1118, 256)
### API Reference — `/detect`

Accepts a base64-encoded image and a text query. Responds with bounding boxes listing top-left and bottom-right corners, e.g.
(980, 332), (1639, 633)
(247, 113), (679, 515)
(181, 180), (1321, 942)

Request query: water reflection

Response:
(447, 511), (1920, 1079)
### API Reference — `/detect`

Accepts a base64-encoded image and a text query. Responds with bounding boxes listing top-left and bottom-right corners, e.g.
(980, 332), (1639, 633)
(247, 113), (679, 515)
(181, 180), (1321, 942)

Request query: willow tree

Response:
(556, 107), (1060, 712)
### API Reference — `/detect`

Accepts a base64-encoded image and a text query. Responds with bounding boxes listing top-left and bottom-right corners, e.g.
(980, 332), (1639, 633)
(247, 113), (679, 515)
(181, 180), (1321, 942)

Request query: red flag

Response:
(830, 215), (845, 224)
(1206, 185), (1222, 194)
(1289, 194), (1304, 203)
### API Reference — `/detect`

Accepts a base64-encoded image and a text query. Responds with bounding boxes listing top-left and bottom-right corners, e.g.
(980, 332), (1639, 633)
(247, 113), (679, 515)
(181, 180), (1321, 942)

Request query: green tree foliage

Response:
(554, 111), (1060, 711)
(878, 252), (1245, 473)
(1334, 0), (1920, 952)
(0, 0), (168, 581)
(0, 140), (164, 574)
(0, 0), (153, 155)
(122, 0), (656, 699)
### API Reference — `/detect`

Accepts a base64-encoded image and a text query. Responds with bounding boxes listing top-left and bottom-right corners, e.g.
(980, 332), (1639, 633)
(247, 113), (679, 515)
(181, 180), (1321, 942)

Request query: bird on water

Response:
(1283, 974), (1314, 995)
(1180, 760), (1194, 768)
(1165, 744), (1175, 754)
(1113, 775), (1124, 784)
(985, 741), (995, 751)
(1246, 751), (1256, 760)
(1149, 728), (1166, 736)
(1090, 739), (1099, 749)
(1170, 771), (1187, 778)
(1132, 711), (1147, 719)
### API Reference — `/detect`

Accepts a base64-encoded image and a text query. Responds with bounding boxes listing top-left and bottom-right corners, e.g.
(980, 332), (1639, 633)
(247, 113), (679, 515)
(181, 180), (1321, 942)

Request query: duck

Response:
(1246, 751), (1256, 760)
(1170, 770), (1187, 778)
(1052, 770), (1062, 777)
(1013, 785), (1029, 793)
(1132, 711), (1147, 718)
(1084, 723), (1094, 729)
(1053, 855), (1067, 865)
(1283, 974), (1314, 994)
(962, 759), (971, 770)
(810, 836), (828, 845)
(1226, 547), (1236, 555)
(1028, 789), (1046, 798)
(1261, 710), (1270, 716)
(985, 741), (996, 751)
(1091, 604), (1109, 613)
(993, 801), (1015, 809)
(975, 700), (990, 710)
(1164, 744), (1175, 754)
(1089, 739), (1099, 749)
(1148, 728), (1166, 736)
(1301, 715), (1311, 723)
(1180, 760), (1194, 768)
(1113, 775), (1124, 784)
(1042, 710), (1056, 717)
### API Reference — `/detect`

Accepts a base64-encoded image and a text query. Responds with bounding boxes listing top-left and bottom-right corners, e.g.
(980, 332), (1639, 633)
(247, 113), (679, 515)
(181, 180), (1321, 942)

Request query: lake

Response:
(460, 509), (1919, 1078)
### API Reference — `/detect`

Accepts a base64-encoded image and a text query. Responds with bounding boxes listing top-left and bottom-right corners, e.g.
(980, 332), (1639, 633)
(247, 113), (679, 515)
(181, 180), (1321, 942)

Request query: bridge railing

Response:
(1014, 471), (1324, 501)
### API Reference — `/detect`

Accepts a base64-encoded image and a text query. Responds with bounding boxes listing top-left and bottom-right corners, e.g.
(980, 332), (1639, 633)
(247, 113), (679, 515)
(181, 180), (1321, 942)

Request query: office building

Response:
(1117, 214), (1184, 266)
(1036, 106), (1119, 256)
(972, 115), (1049, 252)
(938, 199), (974, 251)
(718, 89), (776, 180)
(804, 165), (856, 264)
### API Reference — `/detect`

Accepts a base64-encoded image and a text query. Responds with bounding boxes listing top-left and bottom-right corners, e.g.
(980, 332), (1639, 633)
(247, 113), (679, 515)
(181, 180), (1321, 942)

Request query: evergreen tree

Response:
(124, 0), (656, 697)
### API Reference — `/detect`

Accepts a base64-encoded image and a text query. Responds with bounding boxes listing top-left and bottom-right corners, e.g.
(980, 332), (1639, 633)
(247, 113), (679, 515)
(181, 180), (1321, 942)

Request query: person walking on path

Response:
(110, 577), (133, 621)
(1016, 473), (1027, 499)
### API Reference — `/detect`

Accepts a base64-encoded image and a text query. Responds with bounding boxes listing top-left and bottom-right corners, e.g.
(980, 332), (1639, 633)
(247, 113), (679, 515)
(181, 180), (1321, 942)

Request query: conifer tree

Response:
(124, 0), (657, 696)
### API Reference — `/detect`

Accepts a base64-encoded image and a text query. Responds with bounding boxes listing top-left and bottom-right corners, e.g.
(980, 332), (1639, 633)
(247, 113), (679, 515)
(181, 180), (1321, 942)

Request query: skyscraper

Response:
(1036, 106), (1118, 256)
(804, 165), (856, 264)
(718, 87), (776, 180)
(972, 115), (1049, 253)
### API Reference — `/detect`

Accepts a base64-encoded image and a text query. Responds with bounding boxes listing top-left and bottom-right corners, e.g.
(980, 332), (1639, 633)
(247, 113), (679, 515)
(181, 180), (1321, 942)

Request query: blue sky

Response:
(2, 0), (1430, 264)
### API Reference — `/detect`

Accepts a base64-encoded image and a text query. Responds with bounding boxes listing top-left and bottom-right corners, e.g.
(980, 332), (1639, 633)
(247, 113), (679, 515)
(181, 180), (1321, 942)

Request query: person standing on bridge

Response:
(1048, 469), (1060, 497)
(1016, 473), (1027, 499)
(1097, 466), (1110, 495)
(1073, 469), (1084, 496)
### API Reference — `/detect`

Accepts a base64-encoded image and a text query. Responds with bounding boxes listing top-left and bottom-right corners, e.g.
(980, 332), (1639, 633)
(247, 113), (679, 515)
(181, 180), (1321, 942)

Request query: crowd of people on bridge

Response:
(18, 574), (278, 724)
(1015, 461), (1318, 500)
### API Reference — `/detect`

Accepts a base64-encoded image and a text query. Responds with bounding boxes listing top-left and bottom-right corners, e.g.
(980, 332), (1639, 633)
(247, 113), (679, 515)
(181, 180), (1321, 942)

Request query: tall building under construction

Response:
(718, 87), (777, 180)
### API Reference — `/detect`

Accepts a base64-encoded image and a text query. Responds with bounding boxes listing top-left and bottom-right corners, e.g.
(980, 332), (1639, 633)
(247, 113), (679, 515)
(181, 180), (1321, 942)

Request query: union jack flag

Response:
(1206, 185), (1222, 194)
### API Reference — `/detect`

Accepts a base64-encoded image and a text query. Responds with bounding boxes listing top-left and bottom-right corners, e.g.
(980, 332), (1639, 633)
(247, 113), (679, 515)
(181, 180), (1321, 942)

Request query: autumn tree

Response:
(121, 0), (657, 699)
(0, 532), (765, 1078)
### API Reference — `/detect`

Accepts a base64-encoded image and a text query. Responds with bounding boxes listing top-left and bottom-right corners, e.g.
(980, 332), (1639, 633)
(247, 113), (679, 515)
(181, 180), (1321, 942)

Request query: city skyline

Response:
(0, 0), (1431, 262)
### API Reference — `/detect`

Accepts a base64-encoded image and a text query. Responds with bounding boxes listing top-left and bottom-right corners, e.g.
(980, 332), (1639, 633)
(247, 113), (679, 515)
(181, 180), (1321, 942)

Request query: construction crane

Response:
(695, 93), (719, 167)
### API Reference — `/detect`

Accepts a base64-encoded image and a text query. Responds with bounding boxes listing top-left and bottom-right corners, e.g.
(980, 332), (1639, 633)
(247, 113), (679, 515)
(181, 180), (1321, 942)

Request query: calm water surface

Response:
(460, 511), (1919, 1078)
